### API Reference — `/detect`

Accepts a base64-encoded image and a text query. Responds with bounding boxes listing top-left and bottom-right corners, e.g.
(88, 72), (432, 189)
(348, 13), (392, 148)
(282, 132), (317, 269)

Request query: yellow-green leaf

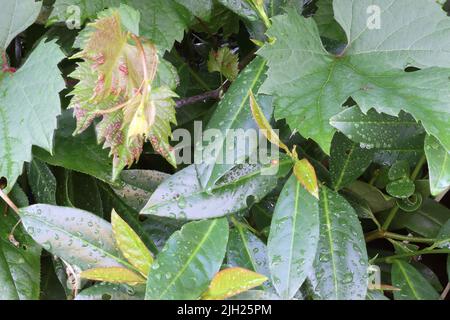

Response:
(249, 90), (291, 155)
(81, 267), (146, 285)
(293, 159), (319, 199)
(202, 267), (268, 300)
(207, 47), (239, 81)
(111, 210), (153, 276)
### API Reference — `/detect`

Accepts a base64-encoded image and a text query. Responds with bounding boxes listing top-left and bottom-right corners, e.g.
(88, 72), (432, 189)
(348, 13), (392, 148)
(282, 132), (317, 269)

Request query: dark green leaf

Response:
(386, 178), (415, 199)
(391, 260), (440, 300)
(26, 159), (57, 205)
(425, 135), (450, 196)
(330, 132), (373, 190)
(145, 218), (229, 300)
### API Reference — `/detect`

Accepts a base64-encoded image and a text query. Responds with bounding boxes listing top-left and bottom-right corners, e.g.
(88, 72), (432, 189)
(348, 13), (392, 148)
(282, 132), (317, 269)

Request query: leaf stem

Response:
(175, 88), (222, 108)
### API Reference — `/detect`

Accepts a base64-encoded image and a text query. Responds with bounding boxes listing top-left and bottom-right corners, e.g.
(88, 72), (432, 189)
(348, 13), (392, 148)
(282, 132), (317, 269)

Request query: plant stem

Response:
(175, 88), (222, 108)
(0, 188), (19, 215)
(365, 230), (436, 244)
(374, 248), (450, 264)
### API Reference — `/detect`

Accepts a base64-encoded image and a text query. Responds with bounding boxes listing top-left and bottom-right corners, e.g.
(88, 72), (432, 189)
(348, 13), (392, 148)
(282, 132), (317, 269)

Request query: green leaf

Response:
(196, 57), (272, 189)
(81, 267), (146, 284)
(26, 159), (57, 205)
(0, 186), (41, 300)
(0, 40), (64, 192)
(141, 156), (293, 220)
(227, 289), (280, 300)
(34, 110), (114, 184)
(0, 0), (42, 50)
(391, 260), (440, 300)
(293, 159), (320, 199)
(346, 180), (394, 213)
(75, 283), (145, 300)
(425, 135), (450, 196)
(66, 171), (104, 217)
(111, 210), (153, 276)
(388, 161), (410, 181)
(227, 226), (269, 278)
(314, 0), (346, 42)
(387, 199), (450, 238)
(145, 218), (229, 300)
(268, 173), (319, 299)
(330, 132), (373, 190)
(19, 204), (131, 270)
(207, 47), (239, 81)
(202, 267), (268, 300)
(386, 178), (415, 199)
(308, 186), (368, 300)
(366, 290), (389, 300)
(436, 219), (450, 249)
(259, 3), (450, 153)
(51, 0), (192, 53)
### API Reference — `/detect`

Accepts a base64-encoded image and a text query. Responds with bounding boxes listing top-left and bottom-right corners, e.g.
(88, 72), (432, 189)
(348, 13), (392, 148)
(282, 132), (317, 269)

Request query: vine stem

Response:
(365, 230), (435, 244)
(175, 88), (222, 108)
(381, 154), (427, 230)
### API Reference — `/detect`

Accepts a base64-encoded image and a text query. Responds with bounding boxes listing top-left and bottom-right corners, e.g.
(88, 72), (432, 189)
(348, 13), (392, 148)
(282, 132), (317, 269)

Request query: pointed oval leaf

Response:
(202, 267), (268, 300)
(308, 186), (368, 300)
(111, 210), (153, 276)
(26, 159), (57, 205)
(75, 283), (145, 300)
(141, 156), (293, 220)
(268, 174), (320, 299)
(145, 218), (229, 300)
(391, 260), (440, 300)
(19, 205), (130, 270)
(81, 267), (146, 284)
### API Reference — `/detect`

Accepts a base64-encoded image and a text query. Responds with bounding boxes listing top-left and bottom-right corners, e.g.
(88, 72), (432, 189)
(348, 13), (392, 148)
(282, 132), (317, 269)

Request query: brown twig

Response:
(175, 88), (222, 108)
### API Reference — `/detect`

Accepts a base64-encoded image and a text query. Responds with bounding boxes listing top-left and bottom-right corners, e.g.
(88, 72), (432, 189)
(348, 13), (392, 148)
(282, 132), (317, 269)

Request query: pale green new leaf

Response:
(0, 0), (42, 50)
(145, 218), (229, 300)
(0, 40), (65, 192)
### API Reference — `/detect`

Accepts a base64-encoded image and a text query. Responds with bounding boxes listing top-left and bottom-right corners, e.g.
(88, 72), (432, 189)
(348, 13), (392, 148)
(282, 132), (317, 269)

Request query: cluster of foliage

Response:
(0, 0), (449, 300)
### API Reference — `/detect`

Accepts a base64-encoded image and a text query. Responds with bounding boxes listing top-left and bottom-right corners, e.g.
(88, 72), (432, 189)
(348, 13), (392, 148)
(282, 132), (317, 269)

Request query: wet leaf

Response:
(26, 159), (57, 205)
(75, 283), (145, 300)
(141, 155), (293, 220)
(308, 186), (368, 300)
(268, 174), (319, 299)
(425, 135), (450, 196)
(111, 210), (153, 275)
(391, 260), (440, 300)
(145, 218), (229, 300)
(81, 267), (146, 284)
(202, 267), (268, 300)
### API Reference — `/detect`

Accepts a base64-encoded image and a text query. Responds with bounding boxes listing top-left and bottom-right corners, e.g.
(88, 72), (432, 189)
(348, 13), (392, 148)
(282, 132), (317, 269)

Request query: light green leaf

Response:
(0, 0), (42, 50)
(308, 186), (368, 300)
(425, 135), (450, 196)
(111, 210), (153, 276)
(196, 57), (272, 189)
(145, 218), (229, 300)
(81, 267), (146, 284)
(26, 159), (57, 205)
(202, 267), (268, 300)
(0, 39), (65, 192)
(330, 132), (373, 190)
(268, 173), (319, 299)
(259, 3), (450, 153)
(0, 186), (41, 300)
(19, 204), (131, 270)
(227, 289), (280, 300)
(366, 290), (389, 300)
(141, 155), (293, 220)
(435, 219), (450, 249)
(391, 260), (440, 300)
(386, 178), (415, 199)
